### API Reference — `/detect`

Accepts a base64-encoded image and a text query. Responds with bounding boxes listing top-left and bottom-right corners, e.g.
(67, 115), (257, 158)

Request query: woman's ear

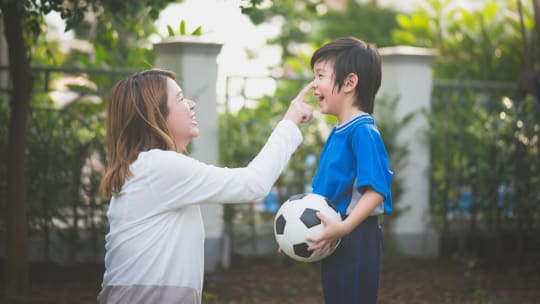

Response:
(343, 73), (358, 93)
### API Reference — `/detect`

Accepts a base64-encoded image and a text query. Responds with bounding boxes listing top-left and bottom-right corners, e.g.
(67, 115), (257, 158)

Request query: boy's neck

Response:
(337, 108), (366, 125)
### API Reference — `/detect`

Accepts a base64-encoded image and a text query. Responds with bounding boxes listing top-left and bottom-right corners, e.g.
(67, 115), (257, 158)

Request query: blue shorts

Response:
(320, 216), (383, 304)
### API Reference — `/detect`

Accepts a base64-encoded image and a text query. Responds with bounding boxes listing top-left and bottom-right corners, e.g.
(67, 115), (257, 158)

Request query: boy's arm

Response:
(307, 188), (383, 253)
(341, 188), (383, 233)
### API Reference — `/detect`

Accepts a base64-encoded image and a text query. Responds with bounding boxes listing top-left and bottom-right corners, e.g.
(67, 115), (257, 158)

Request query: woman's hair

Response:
(100, 69), (177, 197)
(310, 37), (381, 114)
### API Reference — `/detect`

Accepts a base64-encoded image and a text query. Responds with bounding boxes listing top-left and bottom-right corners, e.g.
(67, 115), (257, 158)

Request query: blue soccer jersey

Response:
(312, 113), (393, 217)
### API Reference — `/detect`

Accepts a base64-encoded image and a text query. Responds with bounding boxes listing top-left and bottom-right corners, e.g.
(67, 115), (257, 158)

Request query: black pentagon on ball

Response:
(287, 193), (308, 202)
(300, 208), (321, 228)
(275, 214), (286, 235)
(293, 242), (312, 258)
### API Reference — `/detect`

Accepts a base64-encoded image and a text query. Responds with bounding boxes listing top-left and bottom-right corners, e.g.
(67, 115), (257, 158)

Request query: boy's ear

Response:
(343, 73), (358, 93)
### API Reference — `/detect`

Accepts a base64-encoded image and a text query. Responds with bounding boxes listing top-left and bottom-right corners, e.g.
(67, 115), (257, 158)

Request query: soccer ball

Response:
(274, 193), (342, 262)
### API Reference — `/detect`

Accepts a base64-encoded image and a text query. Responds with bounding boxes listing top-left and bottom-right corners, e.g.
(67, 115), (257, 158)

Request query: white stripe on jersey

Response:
(346, 177), (385, 216)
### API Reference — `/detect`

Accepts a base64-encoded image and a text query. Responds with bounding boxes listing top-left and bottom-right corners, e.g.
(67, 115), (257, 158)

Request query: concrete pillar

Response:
(378, 46), (439, 257)
(154, 37), (224, 271)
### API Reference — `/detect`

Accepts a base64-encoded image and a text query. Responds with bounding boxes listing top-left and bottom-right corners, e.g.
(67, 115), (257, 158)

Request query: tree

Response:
(533, 0), (540, 66)
(391, 0), (535, 81)
(1, 1), (33, 297)
(66, 1), (166, 68)
(241, 0), (399, 61)
(241, 0), (321, 59)
(392, 0), (539, 252)
(311, 1), (398, 48)
(0, 0), (179, 298)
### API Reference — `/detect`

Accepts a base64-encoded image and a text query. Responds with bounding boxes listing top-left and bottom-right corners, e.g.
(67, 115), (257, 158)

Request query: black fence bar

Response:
(0, 65), (138, 95)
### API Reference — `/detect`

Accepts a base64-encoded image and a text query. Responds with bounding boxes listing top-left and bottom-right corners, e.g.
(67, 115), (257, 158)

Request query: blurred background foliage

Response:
(1, 0), (184, 269)
(235, 0), (539, 258)
(0, 0), (539, 273)
(392, 0), (536, 81)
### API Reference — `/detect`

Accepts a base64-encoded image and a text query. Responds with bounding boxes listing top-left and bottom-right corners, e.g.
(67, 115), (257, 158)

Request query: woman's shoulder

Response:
(134, 149), (188, 169)
(127, 150), (189, 187)
(140, 149), (189, 163)
(141, 148), (182, 157)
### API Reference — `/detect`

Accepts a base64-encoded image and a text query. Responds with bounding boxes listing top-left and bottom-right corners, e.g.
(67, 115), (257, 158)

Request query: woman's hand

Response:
(283, 82), (314, 124)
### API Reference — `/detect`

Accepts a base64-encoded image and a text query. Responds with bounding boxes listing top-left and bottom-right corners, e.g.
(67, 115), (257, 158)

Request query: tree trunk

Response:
(2, 2), (33, 298)
(533, 0), (540, 66)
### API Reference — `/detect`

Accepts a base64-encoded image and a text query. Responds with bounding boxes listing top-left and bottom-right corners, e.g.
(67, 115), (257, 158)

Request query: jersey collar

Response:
(335, 113), (372, 133)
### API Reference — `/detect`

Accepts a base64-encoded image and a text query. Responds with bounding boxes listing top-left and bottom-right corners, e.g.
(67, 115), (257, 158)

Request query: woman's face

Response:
(165, 78), (199, 152)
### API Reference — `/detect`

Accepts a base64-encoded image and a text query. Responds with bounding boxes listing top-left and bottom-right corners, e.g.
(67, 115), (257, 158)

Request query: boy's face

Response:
(312, 60), (343, 116)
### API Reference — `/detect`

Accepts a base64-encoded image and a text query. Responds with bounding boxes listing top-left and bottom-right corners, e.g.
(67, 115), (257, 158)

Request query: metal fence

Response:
(221, 75), (316, 256)
(223, 75), (540, 256)
(2, 68), (538, 261)
(0, 66), (137, 263)
(430, 79), (540, 255)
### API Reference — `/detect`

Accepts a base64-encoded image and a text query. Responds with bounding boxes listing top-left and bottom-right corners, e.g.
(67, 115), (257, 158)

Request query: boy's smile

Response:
(312, 59), (363, 124)
(312, 60), (337, 115)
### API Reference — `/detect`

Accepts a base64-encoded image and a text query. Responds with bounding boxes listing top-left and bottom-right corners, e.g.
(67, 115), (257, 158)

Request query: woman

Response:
(98, 69), (313, 303)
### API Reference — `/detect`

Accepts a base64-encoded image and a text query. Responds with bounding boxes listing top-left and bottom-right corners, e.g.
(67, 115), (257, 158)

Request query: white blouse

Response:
(98, 120), (302, 304)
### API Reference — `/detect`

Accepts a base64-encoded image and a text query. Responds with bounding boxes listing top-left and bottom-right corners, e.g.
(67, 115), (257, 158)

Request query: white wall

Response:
(379, 46), (439, 256)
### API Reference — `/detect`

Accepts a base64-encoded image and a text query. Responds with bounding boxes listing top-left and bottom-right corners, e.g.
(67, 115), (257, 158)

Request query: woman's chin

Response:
(191, 129), (200, 138)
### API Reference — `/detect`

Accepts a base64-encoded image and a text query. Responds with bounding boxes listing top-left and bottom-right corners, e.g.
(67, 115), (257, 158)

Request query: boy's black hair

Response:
(310, 37), (381, 114)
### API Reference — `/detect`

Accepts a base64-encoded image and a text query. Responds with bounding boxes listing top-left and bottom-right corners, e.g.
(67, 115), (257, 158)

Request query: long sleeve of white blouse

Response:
(130, 119), (302, 210)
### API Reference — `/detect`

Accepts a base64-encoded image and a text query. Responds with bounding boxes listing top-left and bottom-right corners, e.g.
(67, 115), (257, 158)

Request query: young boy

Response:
(306, 37), (393, 303)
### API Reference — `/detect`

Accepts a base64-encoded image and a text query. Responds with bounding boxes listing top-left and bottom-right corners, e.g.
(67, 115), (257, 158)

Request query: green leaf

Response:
(191, 25), (202, 36)
(180, 20), (186, 35)
(396, 14), (411, 28)
(166, 24), (174, 37)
